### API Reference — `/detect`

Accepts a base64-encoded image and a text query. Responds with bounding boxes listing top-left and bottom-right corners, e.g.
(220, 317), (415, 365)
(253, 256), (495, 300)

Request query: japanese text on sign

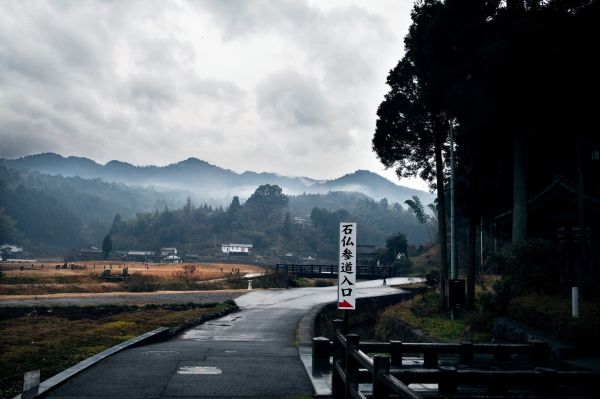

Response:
(338, 222), (357, 310)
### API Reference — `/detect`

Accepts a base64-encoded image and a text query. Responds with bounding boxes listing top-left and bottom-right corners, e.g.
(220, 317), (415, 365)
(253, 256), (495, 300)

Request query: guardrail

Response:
(329, 320), (423, 399)
(315, 319), (600, 398)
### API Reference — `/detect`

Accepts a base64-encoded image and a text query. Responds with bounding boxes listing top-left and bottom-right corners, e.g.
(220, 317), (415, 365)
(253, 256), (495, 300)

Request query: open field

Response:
(0, 302), (236, 399)
(0, 261), (263, 295)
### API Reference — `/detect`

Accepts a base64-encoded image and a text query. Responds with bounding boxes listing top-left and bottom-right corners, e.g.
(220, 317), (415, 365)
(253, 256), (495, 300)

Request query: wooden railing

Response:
(329, 319), (423, 399)
(274, 263), (392, 279)
(315, 319), (600, 398)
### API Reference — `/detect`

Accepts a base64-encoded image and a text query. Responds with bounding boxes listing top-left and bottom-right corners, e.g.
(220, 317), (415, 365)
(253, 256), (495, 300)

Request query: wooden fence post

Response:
(459, 342), (474, 365)
(331, 319), (345, 399)
(493, 344), (510, 362)
(529, 341), (549, 366)
(373, 355), (391, 399)
(535, 367), (558, 394)
(423, 349), (438, 369)
(312, 337), (331, 373)
(438, 366), (458, 395)
(390, 340), (403, 368)
(345, 334), (360, 399)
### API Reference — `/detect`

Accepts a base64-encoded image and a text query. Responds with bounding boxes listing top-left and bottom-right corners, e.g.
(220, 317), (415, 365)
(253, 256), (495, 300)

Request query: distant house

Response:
(160, 248), (179, 262)
(126, 251), (155, 262)
(161, 247), (177, 257)
(221, 243), (253, 255)
(163, 254), (182, 263)
(78, 248), (103, 260)
(293, 216), (311, 226)
(0, 244), (25, 260)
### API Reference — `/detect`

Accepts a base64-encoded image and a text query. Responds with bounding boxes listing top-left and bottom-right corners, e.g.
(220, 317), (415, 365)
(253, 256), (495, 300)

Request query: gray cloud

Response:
(257, 70), (332, 129)
(0, 0), (424, 188)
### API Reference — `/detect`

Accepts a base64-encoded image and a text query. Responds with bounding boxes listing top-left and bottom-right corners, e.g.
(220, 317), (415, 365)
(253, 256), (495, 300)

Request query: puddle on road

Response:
(178, 366), (222, 375)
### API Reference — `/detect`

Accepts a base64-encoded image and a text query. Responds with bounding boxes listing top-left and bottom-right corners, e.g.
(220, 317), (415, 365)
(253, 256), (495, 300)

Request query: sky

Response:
(0, 0), (427, 190)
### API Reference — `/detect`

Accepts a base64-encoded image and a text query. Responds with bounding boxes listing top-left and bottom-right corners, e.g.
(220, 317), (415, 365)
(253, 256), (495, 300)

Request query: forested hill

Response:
(109, 186), (431, 260)
(0, 167), (192, 255)
(0, 153), (434, 205)
(0, 167), (432, 257)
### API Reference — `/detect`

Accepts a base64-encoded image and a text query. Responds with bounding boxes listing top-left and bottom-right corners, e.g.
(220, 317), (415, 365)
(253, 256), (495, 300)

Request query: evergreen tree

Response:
(102, 235), (113, 259)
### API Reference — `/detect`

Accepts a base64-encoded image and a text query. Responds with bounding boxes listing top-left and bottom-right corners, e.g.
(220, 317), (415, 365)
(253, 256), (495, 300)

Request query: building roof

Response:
(495, 175), (600, 221)
(79, 248), (102, 254)
(127, 251), (155, 256)
(222, 243), (253, 248)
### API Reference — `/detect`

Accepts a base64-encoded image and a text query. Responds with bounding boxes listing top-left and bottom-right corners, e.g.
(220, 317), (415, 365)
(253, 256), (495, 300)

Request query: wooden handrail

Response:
(380, 373), (423, 399)
(326, 321), (599, 398)
(332, 326), (424, 399)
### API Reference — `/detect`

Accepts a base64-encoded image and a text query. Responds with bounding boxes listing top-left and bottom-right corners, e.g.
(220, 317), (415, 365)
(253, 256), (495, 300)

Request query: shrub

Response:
(172, 265), (200, 283)
(314, 279), (334, 287)
(490, 239), (560, 296)
(423, 270), (439, 290)
(125, 273), (158, 292)
(223, 299), (237, 308)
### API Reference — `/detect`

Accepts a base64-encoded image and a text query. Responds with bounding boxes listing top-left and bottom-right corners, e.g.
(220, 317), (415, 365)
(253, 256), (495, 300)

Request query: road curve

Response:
(43, 278), (411, 398)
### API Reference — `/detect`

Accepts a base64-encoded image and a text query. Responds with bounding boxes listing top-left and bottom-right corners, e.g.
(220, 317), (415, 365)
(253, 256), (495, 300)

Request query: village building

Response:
(160, 247), (180, 262)
(0, 244), (26, 260)
(78, 247), (103, 260)
(126, 250), (155, 262)
(160, 247), (177, 257)
(221, 243), (253, 255)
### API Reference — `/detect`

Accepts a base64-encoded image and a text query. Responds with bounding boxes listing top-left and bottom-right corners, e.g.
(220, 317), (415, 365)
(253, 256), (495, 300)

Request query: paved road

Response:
(43, 278), (411, 398)
(0, 290), (246, 307)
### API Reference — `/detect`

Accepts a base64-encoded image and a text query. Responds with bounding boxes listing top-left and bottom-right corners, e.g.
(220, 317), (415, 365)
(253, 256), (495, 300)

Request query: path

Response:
(0, 290), (247, 307)
(41, 278), (410, 398)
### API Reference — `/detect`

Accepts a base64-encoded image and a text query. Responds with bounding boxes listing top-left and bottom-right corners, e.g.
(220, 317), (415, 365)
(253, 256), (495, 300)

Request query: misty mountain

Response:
(0, 153), (434, 205)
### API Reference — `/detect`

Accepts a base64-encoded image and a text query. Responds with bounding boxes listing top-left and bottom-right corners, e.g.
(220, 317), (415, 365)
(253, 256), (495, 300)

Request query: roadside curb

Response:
(165, 304), (239, 337)
(298, 302), (333, 398)
(14, 304), (239, 399)
(14, 327), (170, 399)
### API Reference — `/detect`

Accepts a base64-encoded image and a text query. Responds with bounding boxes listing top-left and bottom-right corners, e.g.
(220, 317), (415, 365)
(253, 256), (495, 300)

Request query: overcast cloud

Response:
(0, 0), (427, 189)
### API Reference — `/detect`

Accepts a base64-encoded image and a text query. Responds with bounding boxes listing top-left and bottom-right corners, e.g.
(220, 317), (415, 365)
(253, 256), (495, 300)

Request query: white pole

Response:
(450, 123), (457, 280)
(572, 286), (579, 318)
(480, 216), (484, 275)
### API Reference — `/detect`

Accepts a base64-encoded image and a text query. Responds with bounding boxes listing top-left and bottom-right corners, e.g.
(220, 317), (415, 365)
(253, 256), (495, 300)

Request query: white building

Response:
(161, 247), (177, 257)
(221, 243), (253, 255)
(164, 254), (182, 263)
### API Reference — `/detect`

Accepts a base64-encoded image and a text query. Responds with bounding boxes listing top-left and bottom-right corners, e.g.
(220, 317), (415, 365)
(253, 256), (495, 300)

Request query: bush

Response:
(314, 279), (334, 287)
(489, 239), (560, 296)
(223, 299), (237, 308)
(423, 270), (439, 290)
(125, 273), (158, 292)
(172, 265), (200, 283)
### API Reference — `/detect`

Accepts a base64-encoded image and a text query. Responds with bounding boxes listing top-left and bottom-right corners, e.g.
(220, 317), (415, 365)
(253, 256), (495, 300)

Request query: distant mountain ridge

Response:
(0, 153), (434, 205)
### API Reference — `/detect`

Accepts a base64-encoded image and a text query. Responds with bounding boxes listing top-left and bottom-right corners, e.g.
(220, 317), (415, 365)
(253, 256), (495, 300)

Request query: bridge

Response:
(274, 263), (392, 279)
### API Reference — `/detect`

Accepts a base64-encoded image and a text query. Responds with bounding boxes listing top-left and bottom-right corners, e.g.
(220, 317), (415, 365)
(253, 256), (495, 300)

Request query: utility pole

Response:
(450, 123), (458, 280)
(480, 217), (484, 276)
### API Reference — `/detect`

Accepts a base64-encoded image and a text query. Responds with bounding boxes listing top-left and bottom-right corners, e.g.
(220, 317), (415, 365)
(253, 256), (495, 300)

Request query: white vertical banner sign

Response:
(338, 222), (357, 310)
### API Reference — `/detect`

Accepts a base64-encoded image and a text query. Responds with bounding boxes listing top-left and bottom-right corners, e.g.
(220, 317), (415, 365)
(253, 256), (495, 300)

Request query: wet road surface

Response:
(43, 278), (410, 398)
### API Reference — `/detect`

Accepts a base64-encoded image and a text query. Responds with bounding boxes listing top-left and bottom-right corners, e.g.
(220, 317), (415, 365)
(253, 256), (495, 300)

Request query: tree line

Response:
(373, 0), (599, 307)
(108, 184), (431, 260)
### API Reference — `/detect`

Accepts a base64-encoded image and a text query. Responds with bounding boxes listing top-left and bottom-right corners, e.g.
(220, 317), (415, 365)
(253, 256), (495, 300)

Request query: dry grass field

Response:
(0, 261), (263, 295)
(0, 302), (236, 398)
